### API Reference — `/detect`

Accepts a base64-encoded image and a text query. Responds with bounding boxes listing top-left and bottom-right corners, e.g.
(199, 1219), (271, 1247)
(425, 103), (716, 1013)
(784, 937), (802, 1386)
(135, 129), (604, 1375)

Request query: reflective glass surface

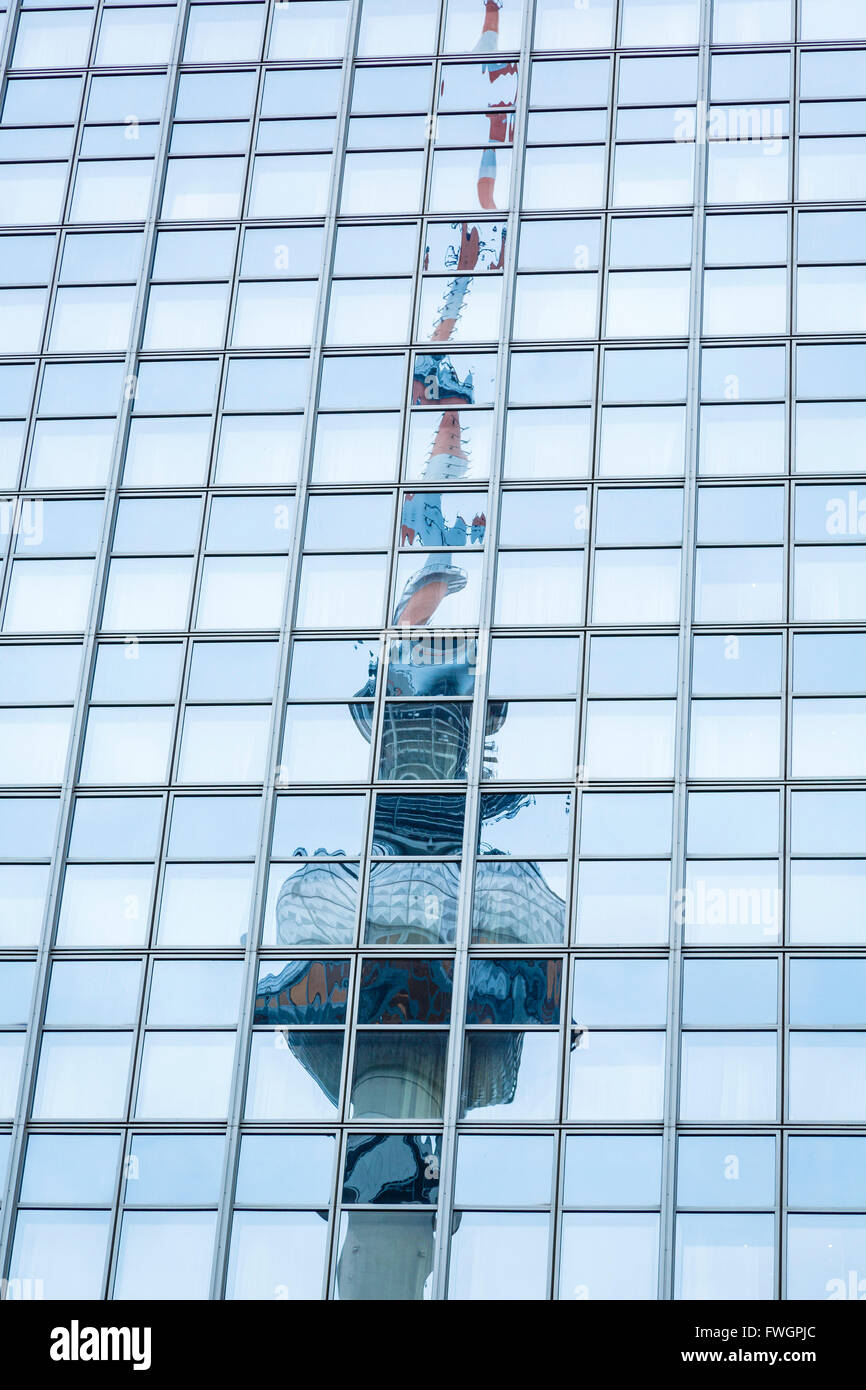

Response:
(0, 0), (864, 1309)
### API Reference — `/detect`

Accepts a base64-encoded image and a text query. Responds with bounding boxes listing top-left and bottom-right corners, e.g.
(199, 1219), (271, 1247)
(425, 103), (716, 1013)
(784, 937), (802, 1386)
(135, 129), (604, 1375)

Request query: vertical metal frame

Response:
(0, 0), (194, 1274)
(658, 0), (712, 1303)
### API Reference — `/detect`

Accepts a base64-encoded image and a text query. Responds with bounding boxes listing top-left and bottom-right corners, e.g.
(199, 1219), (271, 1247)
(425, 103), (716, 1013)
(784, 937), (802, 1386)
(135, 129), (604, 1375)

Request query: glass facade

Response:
(0, 0), (865, 1303)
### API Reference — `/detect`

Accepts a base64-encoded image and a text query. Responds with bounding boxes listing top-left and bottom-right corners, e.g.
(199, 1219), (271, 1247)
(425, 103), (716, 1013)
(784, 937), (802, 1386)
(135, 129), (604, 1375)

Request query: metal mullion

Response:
(299, 1122), (341, 1303)
(0, 137), (74, 505)
(331, 958), (368, 1155)
(657, 0), (711, 1305)
(216, 54), (267, 354)
(207, 0), (362, 1302)
(301, 1012), (358, 1298)
(20, 236), (60, 367)
(103, 1125), (143, 1301)
(0, 0), (22, 94)
(0, 364), (41, 499)
(429, 0), (535, 1305)
(157, 625), (195, 793)
(58, 2), (124, 231)
(89, 953), (151, 1297)
(0, 0), (192, 1285)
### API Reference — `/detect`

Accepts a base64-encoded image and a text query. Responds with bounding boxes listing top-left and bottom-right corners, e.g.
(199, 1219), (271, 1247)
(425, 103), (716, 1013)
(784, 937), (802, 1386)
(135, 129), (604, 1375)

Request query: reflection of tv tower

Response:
(471, 0), (517, 208)
(273, 1), (565, 1299)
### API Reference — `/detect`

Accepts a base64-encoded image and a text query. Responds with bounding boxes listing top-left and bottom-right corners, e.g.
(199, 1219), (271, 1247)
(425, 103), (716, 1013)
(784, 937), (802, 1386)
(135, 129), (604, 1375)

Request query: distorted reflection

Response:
(466, 957), (562, 1023)
(357, 958), (454, 1023)
(271, 0), (560, 1303)
(253, 959), (349, 1025)
(342, 1132), (442, 1204)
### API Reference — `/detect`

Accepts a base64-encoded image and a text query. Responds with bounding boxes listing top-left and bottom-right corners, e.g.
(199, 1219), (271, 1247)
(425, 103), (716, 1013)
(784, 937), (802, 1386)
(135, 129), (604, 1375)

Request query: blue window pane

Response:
(798, 344), (866, 400)
(604, 348), (688, 403)
(479, 793), (571, 857)
(787, 1216), (866, 1301)
(272, 793), (366, 859)
(677, 1136), (775, 1209)
(124, 1134), (225, 1205)
(223, 356), (309, 410)
(176, 70), (257, 121)
(92, 642), (182, 702)
(21, 1133), (121, 1204)
(509, 350), (593, 405)
(0, 364), (36, 414)
(319, 354), (405, 409)
(0, 797), (58, 858)
(687, 790), (780, 856)
(572, 959), (667, 1026)
(245, 1031), (343, 1120)
(0, 961), (35, 1024)
(227, 1211), (329, 1299)
(790, 959), (866, 1026)
(794, 634), (866, 693)
(563, 1135), (663, 1207)
(791, 790), (866, 854)
(33, 1033), (133, 1120)
(448, 1212), (549, 1301)
(675, 1213), (774, 1300)
(61, 230), (143, 282)
(8, 1211), (110, 1299)
(152, 228), (236, 280)
(702, 345), (786, 401)
(133, 360), (220, 413)
(135, 1033), (234, 1120)
(560, 1213), (659, 1301)
(167, 796), (260, 859)
(682, 959), (778, 1027)
(45, 959), (141, 1026)
(463, 1030), (560, 1120)
(68, 796), (162, 859)
(86, 72), (164, 122)
(4, 76), (83, 124)
(148, 961), (243, 1027)
(235, 1133), (335, 1205)
(39, 362), (124, 415)
(456, 1133), (553, 1206)
(788, 1138), (866, 1209)
(113, 1211), (217, 1300)
(692, 634), (783, 695)
(579, 792), (673, 855)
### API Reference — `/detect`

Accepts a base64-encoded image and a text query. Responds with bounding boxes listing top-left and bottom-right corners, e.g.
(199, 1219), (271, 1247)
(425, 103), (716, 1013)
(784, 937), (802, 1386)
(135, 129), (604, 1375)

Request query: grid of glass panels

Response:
(1, 0), (866, 1302)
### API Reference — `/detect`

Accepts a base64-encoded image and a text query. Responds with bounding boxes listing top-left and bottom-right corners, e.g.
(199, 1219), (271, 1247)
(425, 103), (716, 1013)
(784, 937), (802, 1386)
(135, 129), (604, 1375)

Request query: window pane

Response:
(245, 1032), (342, 1119)
(448, 1213), (549, 1301)
(462, 1031), (559, 1120)
(8, 1212), (110, 1300)
(689, 701), (781, 778)
(676, 1135), (776, 1209)
(788, 1035), (866, 1123)
(560, 1214), (659, 1301)
(675, 1214), (774, 1301)
(334, 1210), (435, 1300)
(135, 1033), (235, 1119)
(33, 1033), (132, 1119)
(226, 1212), (328, 1300)
(680, 1034), (777, 1122)
(113, 1211), (217, 1301)
(568, 1032), (665, 1121)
